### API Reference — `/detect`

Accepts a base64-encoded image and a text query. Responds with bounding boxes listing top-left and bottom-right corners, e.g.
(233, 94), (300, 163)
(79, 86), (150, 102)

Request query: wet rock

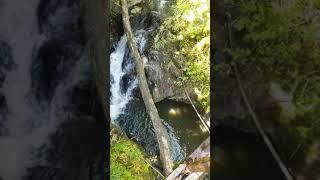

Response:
(269, 82), (296, 122)
(32, 0), (85, 106)
(30, 38), (83, 104)
(144, 51), (194, 103)
(0, 94), (8, 135)
(0, 40), (16, 87)
(0, 40), (14, 136)
(80, 0), (108, 118)
(37, 0), (82, 39)
(26, 61), (105, 180)
(69, 77), (94, 116)
(110, 0), (154, 44)
(25, 72), (105, 179)
(25, 120), (105, 180)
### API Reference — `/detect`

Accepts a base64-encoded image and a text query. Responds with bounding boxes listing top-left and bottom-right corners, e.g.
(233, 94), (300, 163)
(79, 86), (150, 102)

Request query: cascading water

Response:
(110, 36), (137, 122)
(0, 1), (104, 179)
(110, 30), (147, 122)
(0, 1), (46, 179)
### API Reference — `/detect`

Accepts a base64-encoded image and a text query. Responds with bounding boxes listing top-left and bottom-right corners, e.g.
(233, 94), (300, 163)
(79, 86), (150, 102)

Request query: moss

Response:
(110, 137), (156, 180)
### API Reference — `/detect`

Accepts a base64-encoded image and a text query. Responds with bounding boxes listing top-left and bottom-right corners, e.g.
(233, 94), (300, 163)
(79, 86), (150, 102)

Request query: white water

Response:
(110, 31), (147, 122)
(0, 1), (42, 179)
(110, 36), (134, 122)
(0, 0), (42, 137)
(0, 1), (87, 179)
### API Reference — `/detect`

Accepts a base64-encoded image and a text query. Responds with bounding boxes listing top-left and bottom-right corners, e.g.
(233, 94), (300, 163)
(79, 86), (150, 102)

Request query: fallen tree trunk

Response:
(120, 0), (174, 175)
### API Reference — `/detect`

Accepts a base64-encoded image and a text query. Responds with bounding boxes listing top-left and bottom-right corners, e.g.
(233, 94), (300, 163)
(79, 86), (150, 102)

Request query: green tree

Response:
(225, 0), (320, 142)
(153, 0), (210, 112)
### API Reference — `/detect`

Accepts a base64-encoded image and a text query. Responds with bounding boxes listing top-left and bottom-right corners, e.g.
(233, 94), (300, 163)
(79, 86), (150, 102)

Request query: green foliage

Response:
(225, 0), (320, 142)
(110, 138), (155, 180)
(227, 0), (320, 74)
(153, 0), (210, 112)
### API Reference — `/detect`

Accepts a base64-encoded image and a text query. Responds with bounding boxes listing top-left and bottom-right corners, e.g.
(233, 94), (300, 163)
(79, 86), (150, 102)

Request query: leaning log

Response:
(120, 0), (174, 175)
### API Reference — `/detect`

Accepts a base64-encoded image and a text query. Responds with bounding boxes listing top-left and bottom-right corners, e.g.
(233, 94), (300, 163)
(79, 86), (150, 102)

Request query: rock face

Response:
(0, 40), (15, 135)
(144, 50), (193, 103)
(269, 82), (296, 122)
(110, 0), (193, 104)
(80, 0), (108, 119)
(0, 41), (16, 87)
(26, 113), (105, 180)
(110, 0), (153, 43)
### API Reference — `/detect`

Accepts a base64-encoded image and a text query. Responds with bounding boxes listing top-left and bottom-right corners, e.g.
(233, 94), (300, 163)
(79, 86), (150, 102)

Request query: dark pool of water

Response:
(116, 99), (209, 162)
(156, 100), (209, 154)
(212, 127), (286, 180)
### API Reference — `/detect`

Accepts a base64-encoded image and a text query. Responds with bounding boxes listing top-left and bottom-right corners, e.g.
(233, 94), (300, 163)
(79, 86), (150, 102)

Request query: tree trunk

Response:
(120, 0), (174, 175)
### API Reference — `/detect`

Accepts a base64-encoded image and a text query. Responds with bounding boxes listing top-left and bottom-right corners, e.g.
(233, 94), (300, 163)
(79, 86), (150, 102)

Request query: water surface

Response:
(212, 127), (286, 180)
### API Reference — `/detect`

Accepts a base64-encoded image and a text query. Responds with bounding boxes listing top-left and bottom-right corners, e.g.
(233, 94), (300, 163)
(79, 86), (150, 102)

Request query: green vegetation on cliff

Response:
(153, 0), (210, 112)
(224, 0), (320, 143)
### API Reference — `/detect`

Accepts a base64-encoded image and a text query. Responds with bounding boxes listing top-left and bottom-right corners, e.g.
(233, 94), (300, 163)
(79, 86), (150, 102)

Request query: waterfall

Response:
(0, 0), (89, 179)
(110, 30), (147, 122)
(0, 0), (42, 137)
(110, 29), (188, 162)
(0, 1), (44, 179)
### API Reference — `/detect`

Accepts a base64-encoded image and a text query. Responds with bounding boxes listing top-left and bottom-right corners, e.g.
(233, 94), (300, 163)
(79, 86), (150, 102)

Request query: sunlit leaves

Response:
(153, 0), (210, 112)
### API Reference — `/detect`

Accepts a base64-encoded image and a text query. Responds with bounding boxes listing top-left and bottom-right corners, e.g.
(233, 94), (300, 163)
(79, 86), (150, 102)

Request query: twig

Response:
(300, 79), (310, 97)
(143, 158), (165, 179)
(288, 120), (319, 161)
(288, 142), (304, 161)
(183, 86), (210, 133)
(290, 71), (319, 95)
